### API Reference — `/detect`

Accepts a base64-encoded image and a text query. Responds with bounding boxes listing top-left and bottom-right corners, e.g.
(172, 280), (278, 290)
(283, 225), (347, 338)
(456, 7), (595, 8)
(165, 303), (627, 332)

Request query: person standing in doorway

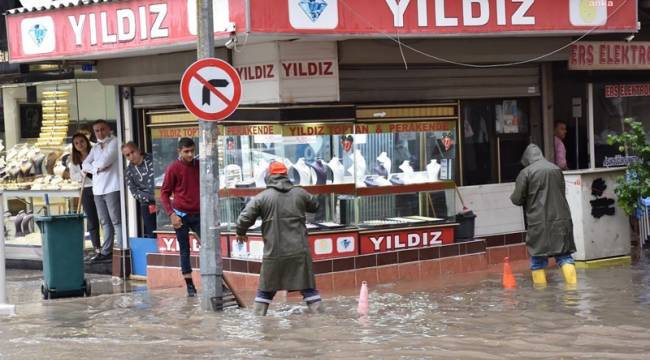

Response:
(69, 133), (101, 259)
(160, 138), (200, 297)
(236, 162), (322, 316)
(554, 121), (569, 170)
(122, 141), (156, 239)
(83, 120), (122, 263)
(510, 144), (577, 287)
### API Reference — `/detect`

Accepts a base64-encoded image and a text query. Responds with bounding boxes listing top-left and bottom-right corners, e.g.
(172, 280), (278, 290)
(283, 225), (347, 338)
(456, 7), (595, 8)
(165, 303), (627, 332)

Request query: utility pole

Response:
(197, 0), (223, 311)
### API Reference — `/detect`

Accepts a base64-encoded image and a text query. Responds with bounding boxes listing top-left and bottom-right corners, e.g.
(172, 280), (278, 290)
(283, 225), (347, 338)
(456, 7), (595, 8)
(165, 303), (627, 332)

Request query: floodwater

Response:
(2, 253), (650, 359)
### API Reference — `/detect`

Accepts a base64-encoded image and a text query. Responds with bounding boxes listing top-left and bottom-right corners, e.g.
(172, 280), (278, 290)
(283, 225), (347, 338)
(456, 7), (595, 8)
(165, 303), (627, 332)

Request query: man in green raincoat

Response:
(510, 144), (577, 287)
(236, 162), (322, 315)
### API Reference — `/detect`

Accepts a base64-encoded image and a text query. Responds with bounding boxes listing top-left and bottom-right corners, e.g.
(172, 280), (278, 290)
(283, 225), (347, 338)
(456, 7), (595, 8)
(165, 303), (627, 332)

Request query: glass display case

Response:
(350, 119), (457, 228)
(217, 103), (460, 231)
(148, 104), (460, 240)
(217, 122), (356, 230)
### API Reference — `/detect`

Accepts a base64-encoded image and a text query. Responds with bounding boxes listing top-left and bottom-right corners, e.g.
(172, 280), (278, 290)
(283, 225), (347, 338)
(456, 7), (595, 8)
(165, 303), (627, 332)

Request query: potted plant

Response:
(607, 118), (650, 216)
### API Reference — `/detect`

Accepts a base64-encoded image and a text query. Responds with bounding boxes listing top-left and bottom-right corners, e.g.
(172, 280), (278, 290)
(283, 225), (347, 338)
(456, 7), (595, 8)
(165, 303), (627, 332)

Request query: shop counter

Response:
(563, 168), (630, 261)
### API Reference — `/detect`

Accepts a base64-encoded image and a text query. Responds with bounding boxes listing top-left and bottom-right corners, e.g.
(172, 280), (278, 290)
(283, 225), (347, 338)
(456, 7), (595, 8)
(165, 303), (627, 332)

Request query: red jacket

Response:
(160, 159), (200, 215)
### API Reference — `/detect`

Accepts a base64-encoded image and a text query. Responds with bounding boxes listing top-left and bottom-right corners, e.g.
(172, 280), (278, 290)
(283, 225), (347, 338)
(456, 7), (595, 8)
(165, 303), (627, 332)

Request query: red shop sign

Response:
(7, 0), (637, 63)
(6, 0), (243, 62)
(359, 226), (454, 254)
(156, 232), (229, 257)
(253, 0), (637, 36)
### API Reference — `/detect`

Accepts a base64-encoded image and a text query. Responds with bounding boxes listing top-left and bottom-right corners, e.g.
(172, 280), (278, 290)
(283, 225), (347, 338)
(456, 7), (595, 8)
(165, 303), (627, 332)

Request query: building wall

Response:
(76, 80), (116, 122)
(457, 183), (525, 236)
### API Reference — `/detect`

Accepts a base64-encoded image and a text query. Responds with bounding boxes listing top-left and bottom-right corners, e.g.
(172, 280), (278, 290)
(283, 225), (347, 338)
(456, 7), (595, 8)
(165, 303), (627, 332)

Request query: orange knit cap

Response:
(268, 162), (288, 175)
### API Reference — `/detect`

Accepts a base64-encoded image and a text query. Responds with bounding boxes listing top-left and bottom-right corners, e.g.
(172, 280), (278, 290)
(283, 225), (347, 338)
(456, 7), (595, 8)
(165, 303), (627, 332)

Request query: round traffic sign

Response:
(180, 58), (242, 121)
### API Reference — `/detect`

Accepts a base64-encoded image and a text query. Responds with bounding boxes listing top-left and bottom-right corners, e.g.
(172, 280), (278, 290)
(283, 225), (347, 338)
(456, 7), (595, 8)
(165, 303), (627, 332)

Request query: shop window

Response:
(19, 103), (42, 139)
(462, 99), (531, 185)
(593, 83), (650, 167)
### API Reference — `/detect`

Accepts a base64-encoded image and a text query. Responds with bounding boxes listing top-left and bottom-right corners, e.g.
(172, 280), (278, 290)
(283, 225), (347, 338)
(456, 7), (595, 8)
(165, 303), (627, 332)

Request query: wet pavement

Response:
(2, 251), (650, 359)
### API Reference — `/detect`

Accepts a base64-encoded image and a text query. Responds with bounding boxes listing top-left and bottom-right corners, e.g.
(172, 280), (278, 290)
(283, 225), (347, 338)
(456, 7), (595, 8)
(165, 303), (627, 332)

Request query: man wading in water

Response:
(236, 162), (323, 316)
(511, 144), (577, 287)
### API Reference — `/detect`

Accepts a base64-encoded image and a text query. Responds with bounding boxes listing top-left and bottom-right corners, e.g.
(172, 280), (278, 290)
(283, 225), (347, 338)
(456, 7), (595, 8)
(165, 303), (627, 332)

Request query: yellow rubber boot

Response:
(531, 269), (547, 287)
(561, 263), (577, 285)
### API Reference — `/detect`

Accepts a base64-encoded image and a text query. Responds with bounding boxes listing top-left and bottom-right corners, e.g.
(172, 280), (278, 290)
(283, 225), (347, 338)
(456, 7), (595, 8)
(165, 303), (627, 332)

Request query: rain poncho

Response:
(236, 174), (319, 291)
(510, 144), (576, 257)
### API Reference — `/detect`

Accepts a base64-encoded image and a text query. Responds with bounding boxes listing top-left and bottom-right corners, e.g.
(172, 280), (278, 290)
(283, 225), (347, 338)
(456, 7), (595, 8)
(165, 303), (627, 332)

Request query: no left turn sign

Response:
(180, 58), (242, 121)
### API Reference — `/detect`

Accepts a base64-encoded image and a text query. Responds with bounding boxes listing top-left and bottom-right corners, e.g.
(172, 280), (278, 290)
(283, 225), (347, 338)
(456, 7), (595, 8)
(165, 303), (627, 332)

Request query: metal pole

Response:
(0, 194), (16, 315)
(197, 0), (223, 311)
(587, 83), (596, 169)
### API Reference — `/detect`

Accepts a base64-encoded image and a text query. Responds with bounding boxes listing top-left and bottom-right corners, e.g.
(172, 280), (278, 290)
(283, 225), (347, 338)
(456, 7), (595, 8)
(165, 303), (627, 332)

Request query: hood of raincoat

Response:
(266, 174), (294, 192)
(521, 144), (545, 167)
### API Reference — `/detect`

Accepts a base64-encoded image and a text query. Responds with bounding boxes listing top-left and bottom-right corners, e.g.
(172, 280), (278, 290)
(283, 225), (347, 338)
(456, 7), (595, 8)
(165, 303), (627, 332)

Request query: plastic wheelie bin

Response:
(36, 214), (91, 299)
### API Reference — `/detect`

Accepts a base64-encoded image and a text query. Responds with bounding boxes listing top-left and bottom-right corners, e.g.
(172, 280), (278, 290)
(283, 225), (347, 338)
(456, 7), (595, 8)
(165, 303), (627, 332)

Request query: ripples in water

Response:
(2, 254), (650, 358)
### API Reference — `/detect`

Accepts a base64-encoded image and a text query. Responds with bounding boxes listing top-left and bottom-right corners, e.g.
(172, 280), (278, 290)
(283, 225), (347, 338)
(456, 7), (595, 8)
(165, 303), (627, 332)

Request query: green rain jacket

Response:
(510, 144), (576, 257)
(236, 174), (319, 291)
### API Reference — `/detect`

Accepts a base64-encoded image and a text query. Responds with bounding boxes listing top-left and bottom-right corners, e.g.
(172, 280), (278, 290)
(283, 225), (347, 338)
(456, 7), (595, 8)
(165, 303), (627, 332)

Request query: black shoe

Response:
(89, 253), (111, 263)
(187, 283), (197, 297)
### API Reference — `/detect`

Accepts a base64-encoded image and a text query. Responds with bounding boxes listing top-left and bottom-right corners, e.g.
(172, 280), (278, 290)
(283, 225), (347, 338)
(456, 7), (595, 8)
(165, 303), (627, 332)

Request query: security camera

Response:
(625, 34), (635, 42)
(225, 37), (237, 50)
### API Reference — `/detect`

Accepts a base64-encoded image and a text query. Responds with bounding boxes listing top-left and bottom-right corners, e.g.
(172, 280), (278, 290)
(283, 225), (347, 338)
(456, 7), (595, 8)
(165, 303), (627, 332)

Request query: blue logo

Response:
(28, 24), (47, 46)
(299, 0), (328, 22)
(340, 238), (352, 250)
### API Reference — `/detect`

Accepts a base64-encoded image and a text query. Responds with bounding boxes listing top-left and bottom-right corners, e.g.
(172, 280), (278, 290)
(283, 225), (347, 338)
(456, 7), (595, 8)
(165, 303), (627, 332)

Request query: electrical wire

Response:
(339, 0), (633, 68)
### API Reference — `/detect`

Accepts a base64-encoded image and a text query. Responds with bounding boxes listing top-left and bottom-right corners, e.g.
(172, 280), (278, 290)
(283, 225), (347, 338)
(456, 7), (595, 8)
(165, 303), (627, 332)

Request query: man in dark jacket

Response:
(236, 162), (321, 316)
(510, 144), (577, 287)
(122, 142), (156, 238)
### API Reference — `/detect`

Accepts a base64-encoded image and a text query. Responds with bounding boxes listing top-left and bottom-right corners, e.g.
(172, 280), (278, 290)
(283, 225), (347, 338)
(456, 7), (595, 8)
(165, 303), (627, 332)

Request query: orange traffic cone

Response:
(502, 257), (517, 289)
(357, 281), (369, 316)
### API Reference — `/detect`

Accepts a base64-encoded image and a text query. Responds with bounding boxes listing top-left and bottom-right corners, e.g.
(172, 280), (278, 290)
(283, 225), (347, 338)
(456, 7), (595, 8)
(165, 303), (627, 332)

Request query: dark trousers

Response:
(80, 186), (100, 250)
(174, 213), (201, 275)
(139, 203), (157, 239)
(255, 288), (321, 305)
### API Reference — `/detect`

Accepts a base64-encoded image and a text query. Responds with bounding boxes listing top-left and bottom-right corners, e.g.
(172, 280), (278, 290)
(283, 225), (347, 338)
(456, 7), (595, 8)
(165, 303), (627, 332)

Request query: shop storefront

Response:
(4, 0), (639, 283)
(548, 40), (650, 262)
(0, 77), (116, 262)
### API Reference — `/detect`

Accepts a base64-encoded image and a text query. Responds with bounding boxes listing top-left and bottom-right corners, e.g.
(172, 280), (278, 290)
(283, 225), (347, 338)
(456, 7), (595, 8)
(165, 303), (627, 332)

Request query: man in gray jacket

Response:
(122, 142), (156, 238)
(236, 162), (322, 316)
(510, 144), (577, 287)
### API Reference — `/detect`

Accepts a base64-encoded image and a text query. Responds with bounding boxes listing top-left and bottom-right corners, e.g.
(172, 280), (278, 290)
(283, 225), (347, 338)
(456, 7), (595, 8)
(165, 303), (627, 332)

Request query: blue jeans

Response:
(530, 254), (575, 270)
(255, 288), (321, 305)
(174, 213), (200, 275)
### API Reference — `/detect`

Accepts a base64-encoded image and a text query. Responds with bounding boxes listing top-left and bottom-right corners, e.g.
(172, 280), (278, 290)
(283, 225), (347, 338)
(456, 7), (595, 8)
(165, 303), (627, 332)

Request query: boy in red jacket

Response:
(160, 138), (200, 297)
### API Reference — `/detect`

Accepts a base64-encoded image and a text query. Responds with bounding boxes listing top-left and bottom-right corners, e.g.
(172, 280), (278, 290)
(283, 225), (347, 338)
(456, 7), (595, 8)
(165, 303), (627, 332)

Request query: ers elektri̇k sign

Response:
(570, 42), (650, 70)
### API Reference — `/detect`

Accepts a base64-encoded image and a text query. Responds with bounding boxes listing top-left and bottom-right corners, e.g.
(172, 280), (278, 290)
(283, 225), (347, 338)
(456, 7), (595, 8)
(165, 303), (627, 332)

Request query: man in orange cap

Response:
(236, 161), (322, 316)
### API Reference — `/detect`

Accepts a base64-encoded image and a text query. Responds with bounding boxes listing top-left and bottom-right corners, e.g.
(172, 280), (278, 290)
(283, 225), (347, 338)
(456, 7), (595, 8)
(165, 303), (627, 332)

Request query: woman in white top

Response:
(69, 133), (101, 255)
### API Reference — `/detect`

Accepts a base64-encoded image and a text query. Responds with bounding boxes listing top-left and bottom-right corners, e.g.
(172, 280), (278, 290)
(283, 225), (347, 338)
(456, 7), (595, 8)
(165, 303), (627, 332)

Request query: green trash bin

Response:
(36, 214), (91, 299)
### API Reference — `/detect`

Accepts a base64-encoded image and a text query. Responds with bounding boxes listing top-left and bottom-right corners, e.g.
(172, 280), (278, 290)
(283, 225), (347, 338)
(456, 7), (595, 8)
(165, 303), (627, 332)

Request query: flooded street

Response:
(2, 253), (650, 359)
